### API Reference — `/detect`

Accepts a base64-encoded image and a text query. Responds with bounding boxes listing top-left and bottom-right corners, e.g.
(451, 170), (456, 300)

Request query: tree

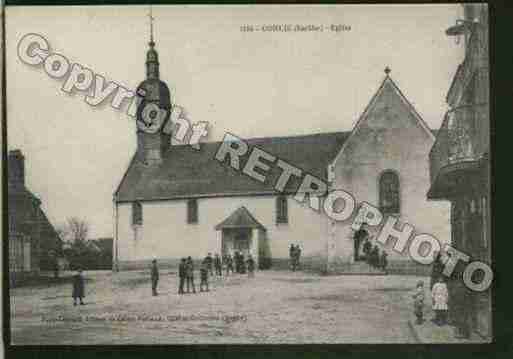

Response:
(66, 217), (89, 244)
(60, 217), (93, 270)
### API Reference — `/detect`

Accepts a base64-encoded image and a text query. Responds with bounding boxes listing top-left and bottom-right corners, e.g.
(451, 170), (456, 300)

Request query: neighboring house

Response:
(428, 4), (490, 339)
(8, 150), (61, 283)
(90, 238), (113, 269)
(113, 36), (450, 273)
(86, 240), (102, 253)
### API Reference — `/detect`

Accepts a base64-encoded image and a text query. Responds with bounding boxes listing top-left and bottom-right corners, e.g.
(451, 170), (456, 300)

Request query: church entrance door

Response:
(221, 228), (252, 257)
(233, 228), (251, 257)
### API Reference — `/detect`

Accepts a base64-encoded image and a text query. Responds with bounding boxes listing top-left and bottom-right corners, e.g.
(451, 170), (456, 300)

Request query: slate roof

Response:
(115, 131), (350, 202)
(215, 206), (266, 230)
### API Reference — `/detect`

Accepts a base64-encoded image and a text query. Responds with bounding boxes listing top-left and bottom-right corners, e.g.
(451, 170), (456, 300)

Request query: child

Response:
(150, 259), (159, 296)
(246, 255), (255, 278)
(214, 253), (222, 276)
(225, 253), (234, 276)
(199, 259), (209, 292)
(72, 269), (85, 306)
(432, 276), (449, 326)
(380, 251), (388, 272)
(186, 256), (196, 294)
(178, 258), (187, 294)
(412, 280), (425, 324)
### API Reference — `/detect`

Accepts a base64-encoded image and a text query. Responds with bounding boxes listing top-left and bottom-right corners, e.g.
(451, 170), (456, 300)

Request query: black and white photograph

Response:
(4, 3), (491, 345)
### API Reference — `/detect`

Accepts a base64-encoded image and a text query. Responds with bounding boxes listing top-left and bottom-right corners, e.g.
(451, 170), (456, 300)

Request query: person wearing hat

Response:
(199, 258), (210, 292)
(186, 256), (196, 294)
(246, 254), (255, 278)
(432, 276), (449, 326)
(206, 252), (214, 276)
(412, 280), (425, 324)
(353, 222), (369, 262)
(214, 253), (222, 277)
(178, 257), (187, 294)
(224, 253), (234, 276)
(151, 259), (159, 296)
(72, 269), (85, 306)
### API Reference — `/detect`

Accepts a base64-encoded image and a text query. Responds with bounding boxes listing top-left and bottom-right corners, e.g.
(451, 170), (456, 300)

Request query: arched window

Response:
(379, 171), (400, 214)
(132, 201), (143, 225)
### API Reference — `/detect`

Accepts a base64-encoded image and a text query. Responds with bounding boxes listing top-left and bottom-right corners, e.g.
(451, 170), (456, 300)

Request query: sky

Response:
(6, 4), (465, 238)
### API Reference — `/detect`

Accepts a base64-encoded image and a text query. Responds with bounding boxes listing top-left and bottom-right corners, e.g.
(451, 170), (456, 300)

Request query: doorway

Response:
(222, 228), (252, 257)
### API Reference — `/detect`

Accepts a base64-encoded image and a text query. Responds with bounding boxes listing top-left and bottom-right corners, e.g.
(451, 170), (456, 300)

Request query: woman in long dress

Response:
(432, 276), (449, 326)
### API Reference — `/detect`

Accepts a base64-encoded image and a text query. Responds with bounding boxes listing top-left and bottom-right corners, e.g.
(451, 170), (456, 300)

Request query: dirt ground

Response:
(10, 269), (425, 344)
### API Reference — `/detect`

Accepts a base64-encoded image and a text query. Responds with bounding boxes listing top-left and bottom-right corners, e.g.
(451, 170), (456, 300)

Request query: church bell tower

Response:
(135, 8), (172, 165)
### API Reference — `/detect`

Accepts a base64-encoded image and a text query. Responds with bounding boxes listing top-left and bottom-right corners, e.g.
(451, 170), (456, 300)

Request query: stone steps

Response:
(328, 261), (387, 275)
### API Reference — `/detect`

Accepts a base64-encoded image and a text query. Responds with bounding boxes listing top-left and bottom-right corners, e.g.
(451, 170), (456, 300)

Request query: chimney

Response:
(8, 149), (25, 187)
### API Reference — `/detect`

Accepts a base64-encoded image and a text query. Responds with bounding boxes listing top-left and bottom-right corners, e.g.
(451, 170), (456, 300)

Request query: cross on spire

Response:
(148, 5), (155, 47)
(384, 66), (391, 76)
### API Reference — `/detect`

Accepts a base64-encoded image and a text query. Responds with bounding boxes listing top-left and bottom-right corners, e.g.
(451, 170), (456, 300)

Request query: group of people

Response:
(412, 276), (449, 327)
(361, 240), (388, 271)
(354, 223), (388, 271)
(231, 251), (255, 275)
(412, 251), (450, 327)
(150, 252), (256, 296)
(289, 244), (302, 271)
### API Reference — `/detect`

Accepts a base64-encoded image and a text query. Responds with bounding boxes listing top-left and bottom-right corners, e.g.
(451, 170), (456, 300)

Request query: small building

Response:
(8, 150), (61, 284)
(90, 238), (114, 269)
(427, 4), (490, 339)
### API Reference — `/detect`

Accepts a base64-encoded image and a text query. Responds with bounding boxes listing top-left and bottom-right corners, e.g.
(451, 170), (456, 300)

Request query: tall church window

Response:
(187, 199), (198, 224)
(276, 196), (288, 224)
(132, 201), (143, 225)
(379, 171), (400, 214)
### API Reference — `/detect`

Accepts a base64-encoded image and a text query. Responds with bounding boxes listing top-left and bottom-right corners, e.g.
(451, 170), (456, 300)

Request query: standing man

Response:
(240, 253), (246, 274)
(206, 253), (214, 276)
(379, 250), (388, 272)
(362, 239), (372, 262)
(186, 256), (196, 294)
(430, 251), (445, 290)
(234, 251), (240, 273)
(72, 269), (85, 306)
(225, 253), (234, 276)
(178, 257), (187, 294)
(246, 255), (255, 278)
(353, 222), (369, 262)
(151, 259), (159, 296)
(214, 253), (222, 277)
(289, 244), (296, 271)
(370, 245), (380, 268)
(200, 259), (210, 292)
(295, 245), (302, 271)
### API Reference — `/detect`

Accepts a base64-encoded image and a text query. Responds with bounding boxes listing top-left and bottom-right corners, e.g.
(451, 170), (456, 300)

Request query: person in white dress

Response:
(432, 276), (449, 326)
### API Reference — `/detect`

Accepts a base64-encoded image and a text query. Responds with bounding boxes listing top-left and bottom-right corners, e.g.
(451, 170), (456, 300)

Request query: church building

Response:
(113, 32), (451, 274)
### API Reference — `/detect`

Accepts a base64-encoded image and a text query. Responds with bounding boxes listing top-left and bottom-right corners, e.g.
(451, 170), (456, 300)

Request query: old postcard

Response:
(4, 4), (491, 345)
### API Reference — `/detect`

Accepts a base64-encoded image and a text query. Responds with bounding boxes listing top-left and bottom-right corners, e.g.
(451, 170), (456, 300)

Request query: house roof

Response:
(92, 238), (114, 253)
(115, 131), (350, 202)
(215, 206), (265, 230)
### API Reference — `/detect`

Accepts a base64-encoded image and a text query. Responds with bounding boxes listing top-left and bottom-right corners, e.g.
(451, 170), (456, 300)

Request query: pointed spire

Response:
(145, 5), (159, 79)
(149, 5), (155, 47)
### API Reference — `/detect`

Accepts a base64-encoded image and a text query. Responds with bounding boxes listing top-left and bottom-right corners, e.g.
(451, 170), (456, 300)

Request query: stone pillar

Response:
(251, 228), (259, 269)
(327, 220), (337, 272)
(213, 230), (223, 255)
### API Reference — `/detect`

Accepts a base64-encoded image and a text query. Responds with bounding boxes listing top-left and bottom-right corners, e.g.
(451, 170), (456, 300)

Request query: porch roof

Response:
(215, 206), (265, 230)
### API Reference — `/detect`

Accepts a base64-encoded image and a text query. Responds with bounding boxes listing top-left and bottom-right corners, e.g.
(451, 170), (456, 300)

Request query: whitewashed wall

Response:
(330, 81), (451, 263)
(116, 194), (329, 268)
